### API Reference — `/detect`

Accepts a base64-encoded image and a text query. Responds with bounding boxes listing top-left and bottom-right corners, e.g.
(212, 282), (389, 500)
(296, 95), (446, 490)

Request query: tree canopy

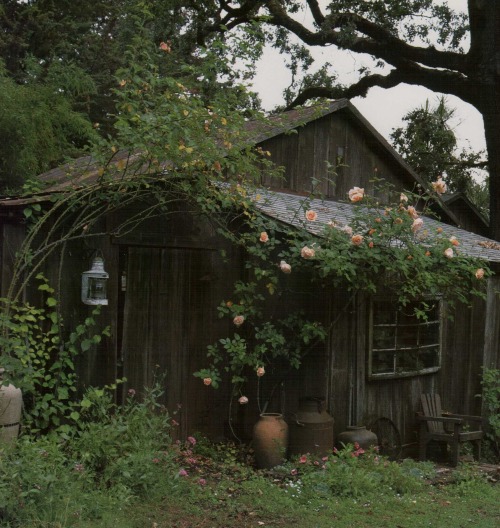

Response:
(201, 1), (499, 238)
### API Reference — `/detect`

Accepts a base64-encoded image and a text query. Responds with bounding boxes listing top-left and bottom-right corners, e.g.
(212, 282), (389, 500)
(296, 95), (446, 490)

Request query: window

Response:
(368, 298), (441, 379)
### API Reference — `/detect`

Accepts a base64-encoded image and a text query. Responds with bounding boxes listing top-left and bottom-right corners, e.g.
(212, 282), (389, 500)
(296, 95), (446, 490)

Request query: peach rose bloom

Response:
(305, 210), (318, 221)
(238, 396), (249, 404)
(444, 248), (454, 259)
(259, 231), (269, 243)
(348, 187), (365, 202)
(203, 378), (212, 386)
(449, 236), (459, 246)
(437, 227), (443, 233)
(256, 366), (265, 377)
(301, 246), (315, 259)
(233, 315), (245, 327)
(368, 241), (374, 248)
(412, 218), (424, 232)
(432, 177), (447, 194)
(407, 206), (418, 219)
(279, 260), (292, 274)
(351, 234), (364, 245)
(475, 268), (485, 279)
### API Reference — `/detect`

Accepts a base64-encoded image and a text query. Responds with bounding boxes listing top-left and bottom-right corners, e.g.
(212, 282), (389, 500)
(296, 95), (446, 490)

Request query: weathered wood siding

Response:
(260, 110), (413, 201)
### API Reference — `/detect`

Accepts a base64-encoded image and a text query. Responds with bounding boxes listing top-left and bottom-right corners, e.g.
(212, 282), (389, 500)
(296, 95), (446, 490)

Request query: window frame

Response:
(368, 297), (442, 380)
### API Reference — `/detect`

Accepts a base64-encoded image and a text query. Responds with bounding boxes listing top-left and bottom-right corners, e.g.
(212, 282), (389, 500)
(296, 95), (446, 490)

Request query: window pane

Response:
(396, 349), (419, 372)
(373, 327), (395, 349)
(396, 325), (418, 348)
(419, 322), (439, 346)
(419, 347), (440, 369)
(372, 351), (395, 374)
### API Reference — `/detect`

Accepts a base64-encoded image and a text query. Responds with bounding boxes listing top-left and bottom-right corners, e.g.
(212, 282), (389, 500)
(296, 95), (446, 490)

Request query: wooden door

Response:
(120, 246), (214, 437)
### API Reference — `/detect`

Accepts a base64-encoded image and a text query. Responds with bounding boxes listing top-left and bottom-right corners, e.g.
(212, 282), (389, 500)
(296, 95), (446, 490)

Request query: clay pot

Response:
(289, 397), (334, 457)
(0, 369), (22, 444)
(337, 426), (378, 450)
(253, 413), (289, 469)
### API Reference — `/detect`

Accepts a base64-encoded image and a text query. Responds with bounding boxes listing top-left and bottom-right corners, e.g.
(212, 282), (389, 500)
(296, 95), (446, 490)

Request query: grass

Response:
(1, 387), (498, 528)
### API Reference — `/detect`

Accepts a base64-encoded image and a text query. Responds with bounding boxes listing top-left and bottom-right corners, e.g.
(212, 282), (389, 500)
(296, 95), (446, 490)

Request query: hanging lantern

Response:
(81, 256), (109, 305)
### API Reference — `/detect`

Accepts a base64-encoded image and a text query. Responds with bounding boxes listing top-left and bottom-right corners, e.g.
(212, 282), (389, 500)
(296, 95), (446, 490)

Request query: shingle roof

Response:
(253, 189), (500, 264)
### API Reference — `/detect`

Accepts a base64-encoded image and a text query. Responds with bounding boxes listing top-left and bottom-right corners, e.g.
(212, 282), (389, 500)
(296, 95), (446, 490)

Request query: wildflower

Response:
(159, 41), (171, 52)
(368, 241), (374, 248)
(256, 366), (265, 377)
(475, 268), (485, 279)
(118, 79), (127, 87)
(198, 478), (207, 486)
(178, 469), (188, 477)
(432, 176), (447, 194)
(301, 246), (315, 259)
(444, 248), (454, 259)
(425, 251), (431, 257)
(187, 436), (196, 446)
(368, 228), (376, 236)
(74, 463), (84, 472)
(449, 236), (459, 246)
(259, 231), (269, 243)
(299, 455), (308, 464)
(348, 187), (365, 202)
(400, 193), (408, 203)
(203, 377), (212, 386)
(351, 234), (364, 246)
(279, 260), (292, 274)
(412, 218), (424, 232)
(374, 217), (382, 223)
(290, 468), (298, 476)
(328, 220), (336, 227)
(341, 225), (353, 236)
(233, 315), (245, 327)
(171, 419), (179, 426)
(305, 210), (318, 221)
(238, 395), (249, 404)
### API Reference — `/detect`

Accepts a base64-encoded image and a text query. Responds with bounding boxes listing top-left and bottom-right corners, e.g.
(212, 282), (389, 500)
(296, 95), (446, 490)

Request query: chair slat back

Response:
(421, 393), (445, 433)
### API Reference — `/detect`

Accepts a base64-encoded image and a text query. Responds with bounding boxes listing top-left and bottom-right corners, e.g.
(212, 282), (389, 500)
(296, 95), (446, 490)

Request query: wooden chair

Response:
(417, 393), (484, 467)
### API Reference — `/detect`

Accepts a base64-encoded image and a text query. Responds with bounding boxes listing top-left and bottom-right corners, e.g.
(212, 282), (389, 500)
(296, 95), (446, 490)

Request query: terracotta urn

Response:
(252, 413), (289, 469)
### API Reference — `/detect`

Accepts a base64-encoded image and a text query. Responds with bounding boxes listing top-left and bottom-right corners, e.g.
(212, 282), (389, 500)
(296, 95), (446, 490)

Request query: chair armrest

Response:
(417, 415), (463, 424)
(446, 413), (484, 423)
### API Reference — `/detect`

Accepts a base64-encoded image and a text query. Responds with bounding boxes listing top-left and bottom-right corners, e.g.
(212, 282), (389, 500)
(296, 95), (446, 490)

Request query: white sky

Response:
(251, 0), (486, 155)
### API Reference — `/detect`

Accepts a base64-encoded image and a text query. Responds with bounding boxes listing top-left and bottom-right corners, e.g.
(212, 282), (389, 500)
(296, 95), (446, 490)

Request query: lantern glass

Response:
(82, 256), (109, 305)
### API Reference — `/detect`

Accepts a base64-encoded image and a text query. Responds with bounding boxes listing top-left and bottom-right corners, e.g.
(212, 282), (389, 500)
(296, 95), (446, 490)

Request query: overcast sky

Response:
(251, 0), (486, 155)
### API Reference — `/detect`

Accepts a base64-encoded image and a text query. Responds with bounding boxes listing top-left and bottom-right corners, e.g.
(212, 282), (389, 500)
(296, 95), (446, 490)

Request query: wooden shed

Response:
(1, 100), (499, 453)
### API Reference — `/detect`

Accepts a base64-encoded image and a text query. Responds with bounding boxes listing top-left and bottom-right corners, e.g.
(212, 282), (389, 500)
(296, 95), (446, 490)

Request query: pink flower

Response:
(341, 225), (353, 236)
(127, 388), (136, 397)
(178, 469), (188, 477)
(259, 231), (269, 243)
(351, 234), (363, 246)
(305, 210), (318, 221)
(233, 315), (245, 327)
(256, 366), (265, 377)
(187, 436), (196, 446)
(449, 236), (459, 246)
(159, 41), (171, 52)
(348, 187), (365, 202)
(444, 247), (454, 259)
(412, 218), (424, 232)
(171, 419), (179, 426)
(299, 455), (308, 464)
(203, 377), (212, 386)
(198, 478), (207, 486)
(238, 395), (249, 404)
(432, 177), (447, 194)
(74, 463), (84, 472)
(279, 260), (292, 274)
(475, 268), (485, 279)
(301, 246), (315, 259)
(290, 468), (298, 475)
